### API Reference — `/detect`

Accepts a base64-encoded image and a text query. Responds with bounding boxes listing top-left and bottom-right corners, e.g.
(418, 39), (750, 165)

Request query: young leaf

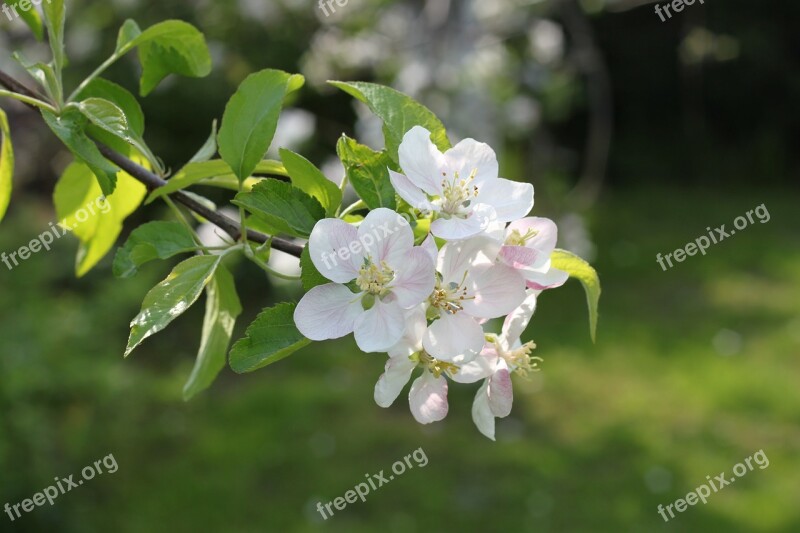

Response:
(233, 178), (324, 238)
(336, 135), (396, 210)
(300, 244), (329, 291)
(190, 120), (218, 163)
(551, 249), (601, 342)
(41, 0), (66, 71)
(42, 109), (120, 195)
(328, 81), (450, 161)
(53, 160), (147, 276)
(0, 109), (13, 223)
(12, 52), (62, 103)
(183, 265), (242, 400)
(279, 148), (341, 217)
(113, 221), (198, 278)
(126, 254), (221, 357)
(74, 78), (145, 136)
(3, 0), (44, 40)
(218, 69), (304, 182)
(229, 302), (310, 373)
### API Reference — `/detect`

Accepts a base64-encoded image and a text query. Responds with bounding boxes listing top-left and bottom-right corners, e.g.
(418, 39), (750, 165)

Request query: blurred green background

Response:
(1, 0), (798, 531)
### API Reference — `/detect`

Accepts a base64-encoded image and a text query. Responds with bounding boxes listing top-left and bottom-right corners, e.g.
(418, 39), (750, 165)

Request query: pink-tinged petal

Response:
(374, 355), (417, 408)
(387, 305), (427, 357)
(477, 177), (534, 222)
(507, 217), (558, 256)
(390, 247), (435, 308)
(409, 372), (448, 424)
(452, 347), (498, 384)
(499, 245), (543, 270)
(353, 299), (405, 353)
(501, 290), (538, 346)
(430, 204), (496, 241)
(389, 170), (434, 212)
(308, 218), (361, 283)
(294, 283), (363, 340)
(398, 126), (446, 196)
(437, 235), (501, 285)
(358, 208), (414, 268)
(471, 381), (496, 440)
(463, 264), (526, 319)
(420, 234), (439, 264)
(422, 312), (485, 362)
(488, 358), (513, 417)
(525, 267), (569, 291)
(443, 138), (499, 188)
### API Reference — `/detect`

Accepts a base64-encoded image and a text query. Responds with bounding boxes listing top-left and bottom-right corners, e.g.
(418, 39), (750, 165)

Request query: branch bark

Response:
(0, 68), (303, 258)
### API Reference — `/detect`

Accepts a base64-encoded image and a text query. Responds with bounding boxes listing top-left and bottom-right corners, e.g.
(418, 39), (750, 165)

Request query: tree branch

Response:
(0, 68), (304, 258)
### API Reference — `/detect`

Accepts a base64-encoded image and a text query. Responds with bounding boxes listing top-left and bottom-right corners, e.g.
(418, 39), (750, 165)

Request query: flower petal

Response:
(420, 233), (439, 264)
(398, 126), (446, 196)
(443, 138), (499, 188)
(507, 217), (558, 257)
(499, 245), (544, 270)
(409, 372), (449, 424)
(358, 208), (414, 268)
(294, 283), (363, 340)
(437, 235), (501, 285)
(308, 218), (361, 283)
(353, 299), (405, 352)
(374, 354), (417, 408)
(525, 267), (569, 291)
(452, 347), (497, 384)
(462, 264), (526, 319)
(471, 381), (496, 440)
(422, 312), (485, 362)
(387, 305), (427, 357)
(389, 170), (434, 212)
(477, 177), (534, 222)
(430, 203), (496, 241)
(501, 290), (538, 346)
(487, 358), (513, 417)
(391, 247), (435, 308)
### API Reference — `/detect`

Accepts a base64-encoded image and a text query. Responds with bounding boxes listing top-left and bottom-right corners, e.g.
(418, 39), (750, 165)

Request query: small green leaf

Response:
(41, 0), (66, 71)
(336, 135), (396, 210)
(75, 78), (145, 136)
(113, 221), (198, 278)
(12, 52), (61, 103)
(233, 178), (324, 238)
(300, 244), (329, 291)
(229, 302), (310, 373)
(145, 159), (286, 204)
(115, 19), (142, 53)
(279, 148), (341, 217)
(3, 0), (44, 40)
(53, 160), (147, 277)
(0, 109), (13, 223)
(217, 69), (304, 182)
(190, 119), (218, 163)
(126, 254), (221, 357)
(551, 249), (601, 342)
(42, 109), (120, 195)
(183, 265), (242, 400)
(328, 81), (450, 161)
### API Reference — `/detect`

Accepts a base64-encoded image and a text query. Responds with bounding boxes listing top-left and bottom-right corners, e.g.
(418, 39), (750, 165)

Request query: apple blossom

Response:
(494, 217), (569, 290)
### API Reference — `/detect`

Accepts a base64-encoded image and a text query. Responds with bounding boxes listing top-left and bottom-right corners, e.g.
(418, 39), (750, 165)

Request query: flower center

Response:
(505, 228), (539, 247)
(356, 259), (395, 296)
(413, 351), (460, 379)
(497, 340), (541, 377)
(428, 271), (472, 315)
(436, 169), (479, 217)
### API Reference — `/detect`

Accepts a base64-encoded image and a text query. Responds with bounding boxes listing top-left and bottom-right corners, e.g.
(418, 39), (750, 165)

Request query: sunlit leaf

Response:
(229, 302), (310, 373)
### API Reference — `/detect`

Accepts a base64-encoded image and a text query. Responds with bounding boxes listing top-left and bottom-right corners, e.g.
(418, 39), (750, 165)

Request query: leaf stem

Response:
(0, 90), (57, 113)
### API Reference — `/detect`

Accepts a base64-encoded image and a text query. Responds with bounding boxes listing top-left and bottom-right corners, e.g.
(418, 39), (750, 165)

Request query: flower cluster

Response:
(294, 126), (568, 439)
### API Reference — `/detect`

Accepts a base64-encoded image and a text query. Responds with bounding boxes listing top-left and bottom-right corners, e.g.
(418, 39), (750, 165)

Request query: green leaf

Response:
(0, 109), (13, 223)
(113, 221), (198, 278)
(336, 135), (396, 210)
(75, 78), (145, 136)
(145, 159), (285, 204)
(12, 52), (61, 103)
(279, 148), (341, 217)
(328, 81), (450, 161)
(53, 159), (147, 276)
(233, 178), (324, 238)
(115, 19), (212, 96)
(300, 244), (329, 291)
(217, 69), (304, 182)
(551, 249), (601, 342)
(183, 264), (242, 400)
(3, 0), (44, 40)
(126, 254), (221, 357)
(190, 119), (218, 163)
(229, 302), (310, 373)
(42, 109), (120, 195)
(41, 0), (66, 71)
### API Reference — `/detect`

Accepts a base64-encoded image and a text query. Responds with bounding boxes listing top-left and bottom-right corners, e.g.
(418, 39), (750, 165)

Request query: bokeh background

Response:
(1, 0), (799, 531)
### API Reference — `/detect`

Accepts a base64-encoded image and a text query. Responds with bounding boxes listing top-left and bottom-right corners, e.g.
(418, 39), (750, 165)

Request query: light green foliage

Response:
(229, 302), (310, 373)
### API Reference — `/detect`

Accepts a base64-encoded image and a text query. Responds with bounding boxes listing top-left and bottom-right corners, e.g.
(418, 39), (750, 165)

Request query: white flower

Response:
(294, 209), (435, 353)
(489, 217), (569, 290)
(389, 126), (534, 240)
(422, 234), (527, 363)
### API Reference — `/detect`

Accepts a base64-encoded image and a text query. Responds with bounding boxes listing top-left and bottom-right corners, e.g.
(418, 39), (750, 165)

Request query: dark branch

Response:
(0, 68), (303, 258)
